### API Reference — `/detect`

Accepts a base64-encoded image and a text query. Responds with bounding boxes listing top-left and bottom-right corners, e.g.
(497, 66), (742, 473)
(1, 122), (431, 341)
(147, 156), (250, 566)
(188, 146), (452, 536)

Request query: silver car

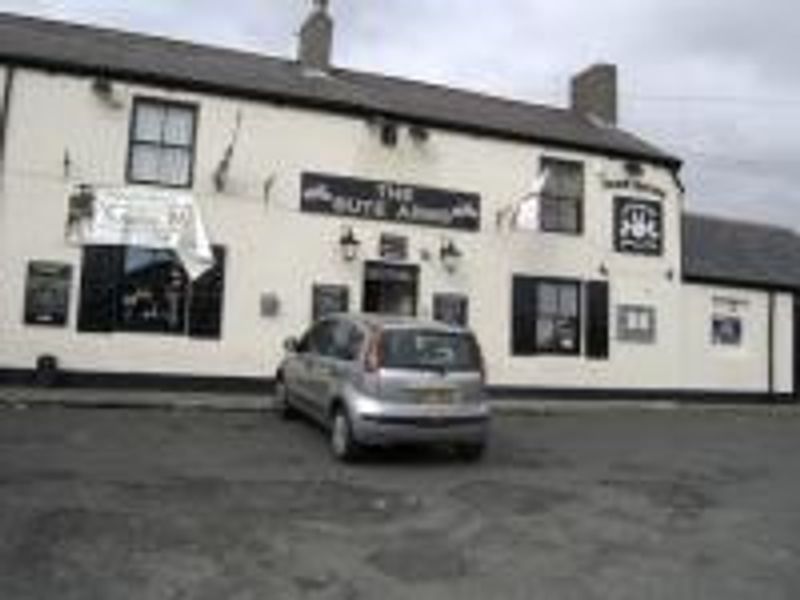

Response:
(275, 314), (490, 462)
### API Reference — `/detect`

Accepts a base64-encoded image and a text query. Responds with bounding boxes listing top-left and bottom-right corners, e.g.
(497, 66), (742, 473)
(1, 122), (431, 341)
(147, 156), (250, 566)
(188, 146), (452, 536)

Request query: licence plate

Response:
(415, 389), (456, 404)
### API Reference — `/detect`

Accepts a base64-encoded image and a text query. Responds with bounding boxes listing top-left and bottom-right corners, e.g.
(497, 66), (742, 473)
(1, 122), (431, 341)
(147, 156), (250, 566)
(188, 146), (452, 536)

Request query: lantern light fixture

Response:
(339, 227), (361, 262)
(440, 239), (462, 273)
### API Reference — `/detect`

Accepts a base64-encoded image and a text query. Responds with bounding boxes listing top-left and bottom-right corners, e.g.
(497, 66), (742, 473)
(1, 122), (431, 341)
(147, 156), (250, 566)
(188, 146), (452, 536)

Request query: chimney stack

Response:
(571, 64), (618, 126)
(298, 0), (333, 72)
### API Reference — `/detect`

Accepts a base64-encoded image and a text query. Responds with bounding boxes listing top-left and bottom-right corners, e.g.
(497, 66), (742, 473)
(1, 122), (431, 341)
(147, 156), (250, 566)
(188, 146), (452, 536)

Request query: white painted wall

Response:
(0, 66), (793, 396)
(680, 284), (794, 394)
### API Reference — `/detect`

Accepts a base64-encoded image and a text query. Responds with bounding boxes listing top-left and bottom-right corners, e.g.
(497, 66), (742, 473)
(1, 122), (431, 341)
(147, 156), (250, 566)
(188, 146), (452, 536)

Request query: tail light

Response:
(472, 336), (486, 383)
(364, 329), (383, 373)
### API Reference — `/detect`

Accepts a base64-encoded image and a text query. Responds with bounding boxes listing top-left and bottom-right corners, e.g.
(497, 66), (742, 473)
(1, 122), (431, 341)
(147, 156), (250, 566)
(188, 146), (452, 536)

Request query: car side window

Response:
(308, 320), (337, 357)
(329, 321), (364, 362)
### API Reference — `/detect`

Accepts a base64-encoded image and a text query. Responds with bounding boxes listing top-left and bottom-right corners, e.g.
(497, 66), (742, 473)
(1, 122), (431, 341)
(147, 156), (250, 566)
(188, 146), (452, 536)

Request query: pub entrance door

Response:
(362, 262), (419, 317)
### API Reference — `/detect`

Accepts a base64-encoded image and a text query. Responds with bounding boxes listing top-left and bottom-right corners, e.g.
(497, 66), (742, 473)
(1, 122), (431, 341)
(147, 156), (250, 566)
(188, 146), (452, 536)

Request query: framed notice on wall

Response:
(24, 261), (73, 326)
(312, 285), (349, 323)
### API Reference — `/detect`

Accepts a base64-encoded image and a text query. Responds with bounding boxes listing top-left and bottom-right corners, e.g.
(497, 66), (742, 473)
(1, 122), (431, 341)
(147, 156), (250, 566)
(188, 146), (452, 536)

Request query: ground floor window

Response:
(513, 277), (581, 355)
(77, 245), (226, 339)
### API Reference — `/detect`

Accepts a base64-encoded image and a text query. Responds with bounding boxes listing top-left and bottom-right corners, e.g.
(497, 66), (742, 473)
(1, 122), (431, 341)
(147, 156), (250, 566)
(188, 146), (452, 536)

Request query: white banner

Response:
(66, 186), (214, 279)
(514, 169), (550, 231)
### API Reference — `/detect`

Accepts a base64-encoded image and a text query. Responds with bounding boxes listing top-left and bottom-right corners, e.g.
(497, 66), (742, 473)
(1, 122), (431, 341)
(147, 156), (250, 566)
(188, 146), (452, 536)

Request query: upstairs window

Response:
(127, 99), (197, 188)
(540, 158), (584, 234)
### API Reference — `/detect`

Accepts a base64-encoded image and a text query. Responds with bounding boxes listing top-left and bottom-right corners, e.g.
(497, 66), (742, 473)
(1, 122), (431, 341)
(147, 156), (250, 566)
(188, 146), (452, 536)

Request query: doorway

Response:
(362, 262), (419, 317)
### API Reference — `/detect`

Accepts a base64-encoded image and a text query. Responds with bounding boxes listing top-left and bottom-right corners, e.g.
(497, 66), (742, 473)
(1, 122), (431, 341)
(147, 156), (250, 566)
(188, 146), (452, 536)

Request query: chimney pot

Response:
(571, 64), (618, 126)
(299, 0), (333, 71)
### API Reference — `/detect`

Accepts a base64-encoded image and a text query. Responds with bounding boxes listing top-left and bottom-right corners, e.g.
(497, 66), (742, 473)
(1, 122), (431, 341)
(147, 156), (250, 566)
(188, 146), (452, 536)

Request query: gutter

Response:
(0, 65), (15, 172)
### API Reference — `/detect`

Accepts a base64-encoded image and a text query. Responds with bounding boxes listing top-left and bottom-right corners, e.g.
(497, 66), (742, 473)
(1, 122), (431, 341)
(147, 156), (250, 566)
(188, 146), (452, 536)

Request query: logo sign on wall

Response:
(301, 172), (481, 232)
(614, 197), (663, 255)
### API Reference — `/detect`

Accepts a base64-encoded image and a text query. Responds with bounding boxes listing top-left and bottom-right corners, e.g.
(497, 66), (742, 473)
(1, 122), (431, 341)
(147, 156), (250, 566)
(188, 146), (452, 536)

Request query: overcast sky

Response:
(1, 0), (798, 227)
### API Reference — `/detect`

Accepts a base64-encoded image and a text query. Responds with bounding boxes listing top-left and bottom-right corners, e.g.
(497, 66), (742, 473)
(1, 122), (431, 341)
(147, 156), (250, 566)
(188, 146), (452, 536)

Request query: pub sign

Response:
(301, 173), (481, 232)
(614, 197), (663, 256)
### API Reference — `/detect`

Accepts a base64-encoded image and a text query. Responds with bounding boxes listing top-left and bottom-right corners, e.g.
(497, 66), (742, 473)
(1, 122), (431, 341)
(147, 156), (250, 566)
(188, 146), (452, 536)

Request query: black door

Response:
(362, 262), (419, 316)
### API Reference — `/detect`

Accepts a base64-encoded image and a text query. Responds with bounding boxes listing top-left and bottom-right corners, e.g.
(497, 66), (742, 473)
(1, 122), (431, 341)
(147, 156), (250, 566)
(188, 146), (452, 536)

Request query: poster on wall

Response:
(614, 197), (663, 255)
(24, 262), (72, 326)
(301, 172), (481, 232)
(65, 185), (214, 279)
(312, 285), (349, 322)
(433, 294), (469, 327)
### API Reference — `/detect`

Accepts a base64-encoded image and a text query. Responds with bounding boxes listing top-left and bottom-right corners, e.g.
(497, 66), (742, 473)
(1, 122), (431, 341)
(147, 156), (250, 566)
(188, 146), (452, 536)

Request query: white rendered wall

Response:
(0, 66), (790, 396)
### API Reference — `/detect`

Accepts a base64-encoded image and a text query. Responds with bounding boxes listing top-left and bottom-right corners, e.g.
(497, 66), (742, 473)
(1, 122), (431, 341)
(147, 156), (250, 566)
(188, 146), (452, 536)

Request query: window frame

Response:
(77, 244), (226, 340)
(512, 276), (582, 357)
(539, 157), (585, 236)
(126, 96), (199, 190)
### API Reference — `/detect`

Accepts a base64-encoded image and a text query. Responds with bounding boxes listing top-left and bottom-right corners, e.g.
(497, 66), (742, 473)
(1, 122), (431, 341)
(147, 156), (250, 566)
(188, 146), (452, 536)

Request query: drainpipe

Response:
(0, 65), (16, 176)
(768, 291), (775, 400)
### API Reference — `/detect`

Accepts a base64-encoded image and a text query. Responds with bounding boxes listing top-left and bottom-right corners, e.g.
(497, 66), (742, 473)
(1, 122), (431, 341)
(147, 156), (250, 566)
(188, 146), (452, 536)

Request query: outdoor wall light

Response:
(440, 239), (462, 273)
(339, 227), (361, 262)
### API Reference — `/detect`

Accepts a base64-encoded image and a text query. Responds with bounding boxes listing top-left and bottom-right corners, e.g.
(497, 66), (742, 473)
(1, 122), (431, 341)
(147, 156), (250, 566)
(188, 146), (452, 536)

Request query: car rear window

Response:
(379, 329), (482, 372)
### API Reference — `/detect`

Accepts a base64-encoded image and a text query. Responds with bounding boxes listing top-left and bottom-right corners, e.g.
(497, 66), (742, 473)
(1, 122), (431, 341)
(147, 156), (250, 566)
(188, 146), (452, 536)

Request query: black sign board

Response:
(301, 172), (481, 232)
(25, 261), (72, 326)
(614, 197), (663, 256)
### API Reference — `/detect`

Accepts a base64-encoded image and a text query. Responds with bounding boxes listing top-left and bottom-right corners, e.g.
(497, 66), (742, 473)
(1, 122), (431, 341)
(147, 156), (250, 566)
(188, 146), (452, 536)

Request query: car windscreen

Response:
(379, 329), (481, 372)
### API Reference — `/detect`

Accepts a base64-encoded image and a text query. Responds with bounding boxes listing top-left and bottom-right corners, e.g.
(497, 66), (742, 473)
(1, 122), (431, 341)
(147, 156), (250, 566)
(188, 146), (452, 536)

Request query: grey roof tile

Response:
(683, 214), (800, 290)
(0, 11), (679, 166)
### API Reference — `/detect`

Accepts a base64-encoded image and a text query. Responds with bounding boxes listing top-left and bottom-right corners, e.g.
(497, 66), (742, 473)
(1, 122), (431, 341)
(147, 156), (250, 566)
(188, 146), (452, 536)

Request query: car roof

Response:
(328, 313), (471, 334)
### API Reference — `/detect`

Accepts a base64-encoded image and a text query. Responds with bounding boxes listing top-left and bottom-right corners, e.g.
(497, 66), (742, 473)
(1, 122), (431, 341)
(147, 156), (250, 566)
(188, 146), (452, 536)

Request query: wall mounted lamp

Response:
(440, 239), (462, 273)
(339, 227), (361, 262)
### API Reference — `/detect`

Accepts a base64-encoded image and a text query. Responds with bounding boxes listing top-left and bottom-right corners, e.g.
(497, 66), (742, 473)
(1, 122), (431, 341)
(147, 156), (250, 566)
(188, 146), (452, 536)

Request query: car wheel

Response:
(457, 442), (486, 462)
(274, 379), (298, 420)
(331, 406), (360, 462)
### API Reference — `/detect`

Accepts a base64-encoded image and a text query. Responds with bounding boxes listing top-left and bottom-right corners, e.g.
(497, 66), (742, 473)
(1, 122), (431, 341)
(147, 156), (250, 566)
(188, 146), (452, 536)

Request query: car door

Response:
(302, 319), (338, 422)
(314, 319), (365, 420)
(282, 323), (320, 413)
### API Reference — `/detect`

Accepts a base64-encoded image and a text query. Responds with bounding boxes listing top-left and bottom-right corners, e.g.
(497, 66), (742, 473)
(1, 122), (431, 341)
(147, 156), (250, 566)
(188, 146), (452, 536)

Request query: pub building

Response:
(1, 3), (799, 401)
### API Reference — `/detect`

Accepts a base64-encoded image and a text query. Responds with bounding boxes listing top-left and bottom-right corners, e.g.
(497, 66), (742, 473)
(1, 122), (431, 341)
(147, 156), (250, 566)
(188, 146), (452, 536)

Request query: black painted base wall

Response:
(0, 368), (796, 404)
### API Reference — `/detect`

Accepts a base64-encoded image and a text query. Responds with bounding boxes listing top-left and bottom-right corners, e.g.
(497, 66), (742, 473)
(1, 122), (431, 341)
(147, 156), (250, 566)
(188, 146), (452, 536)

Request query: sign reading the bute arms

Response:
(301, 173), (481, 232)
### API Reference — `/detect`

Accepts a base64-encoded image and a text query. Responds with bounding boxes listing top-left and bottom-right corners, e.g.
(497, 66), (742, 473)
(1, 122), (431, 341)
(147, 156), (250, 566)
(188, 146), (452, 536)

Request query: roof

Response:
(0, 11), (679, 168)
(683, 214), (800, 291)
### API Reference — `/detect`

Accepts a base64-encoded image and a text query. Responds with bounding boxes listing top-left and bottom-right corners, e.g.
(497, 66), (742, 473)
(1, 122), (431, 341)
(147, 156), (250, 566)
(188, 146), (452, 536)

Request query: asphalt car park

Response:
(0, 402), (799, 599)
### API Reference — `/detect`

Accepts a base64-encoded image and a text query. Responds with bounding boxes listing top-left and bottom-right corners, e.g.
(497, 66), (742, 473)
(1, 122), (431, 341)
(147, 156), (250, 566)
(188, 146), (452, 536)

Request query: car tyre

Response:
(331, 406), (360, 463)
(274, 379), (298, 420)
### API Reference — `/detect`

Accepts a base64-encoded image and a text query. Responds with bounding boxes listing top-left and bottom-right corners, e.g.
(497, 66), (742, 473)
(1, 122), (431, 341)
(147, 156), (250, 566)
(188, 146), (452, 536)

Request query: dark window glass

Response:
(512, 276), (581, 356)
(117, 248), (188, 334)
(329, 320), (364, 362)
(128, 99), (197, 188)
(308, 320), (338, 357)
(77, 245), (225, 339)
(540, 158), (584, 234)
(433, 294), (469, 327)
(380, 330), (481, 372)
(712, 316), (742, 346)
